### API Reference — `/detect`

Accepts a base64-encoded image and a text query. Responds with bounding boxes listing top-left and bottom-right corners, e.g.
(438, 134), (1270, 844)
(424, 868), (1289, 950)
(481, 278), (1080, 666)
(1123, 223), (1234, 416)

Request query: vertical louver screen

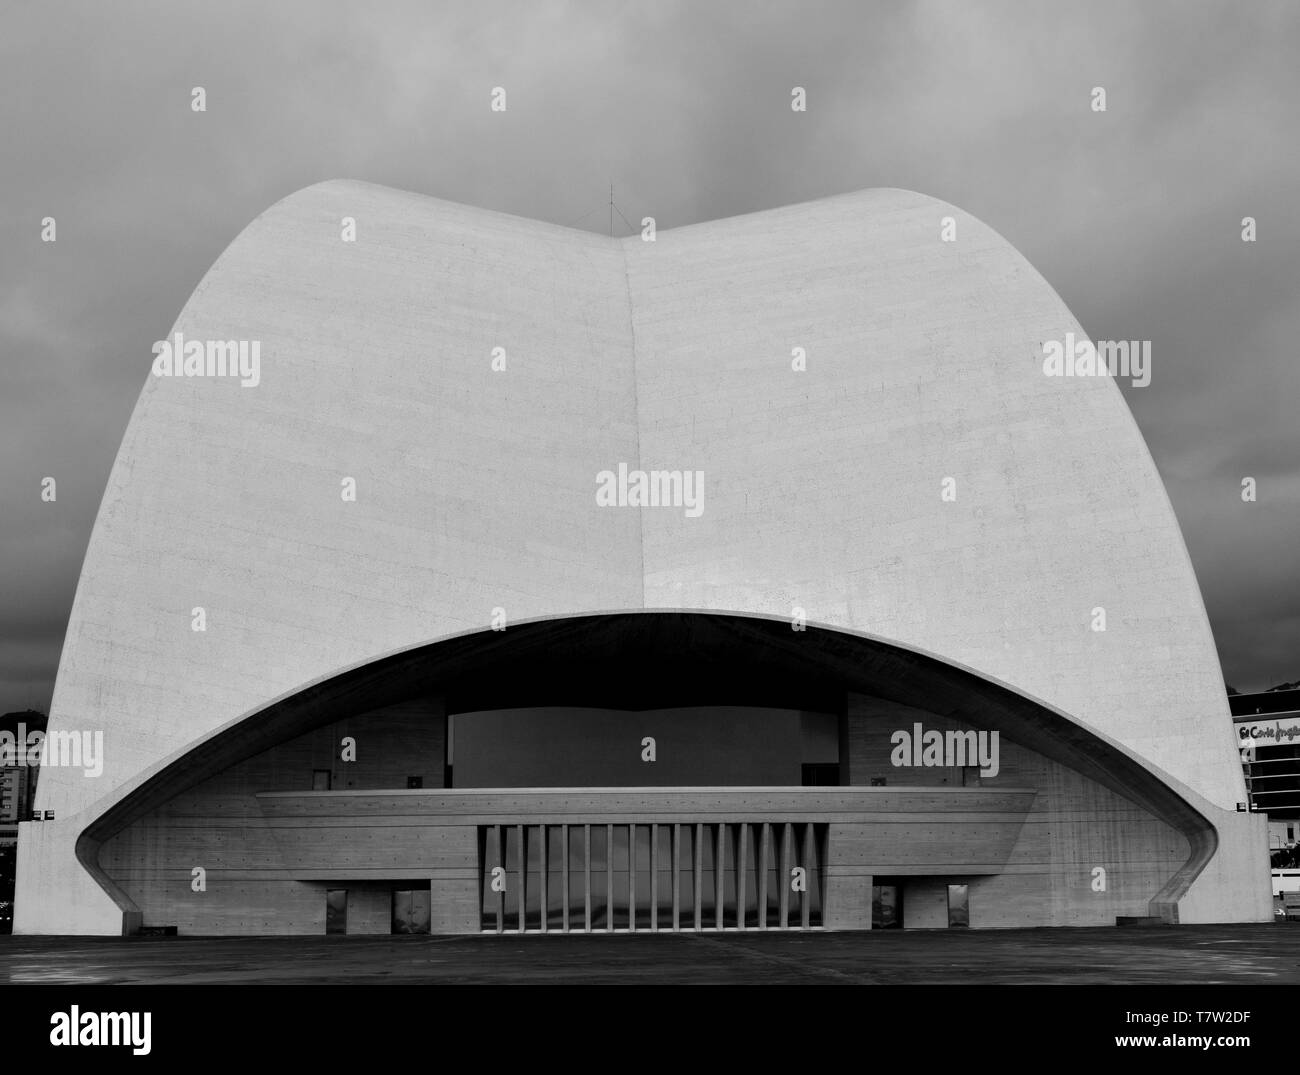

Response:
(479, 822), (826, 933)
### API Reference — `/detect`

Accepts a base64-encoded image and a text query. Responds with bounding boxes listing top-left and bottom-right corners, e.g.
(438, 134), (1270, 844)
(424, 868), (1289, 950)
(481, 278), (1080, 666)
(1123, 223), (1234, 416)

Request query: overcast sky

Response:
(1, 0), (1297, 712)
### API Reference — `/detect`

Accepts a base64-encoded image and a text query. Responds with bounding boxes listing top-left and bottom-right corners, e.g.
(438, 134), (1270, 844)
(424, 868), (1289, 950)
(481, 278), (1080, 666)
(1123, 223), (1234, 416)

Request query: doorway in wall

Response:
(947, 883), (969, 927)
(872, 880), (903, 929)
(392, 888), (431, 934)
(325, 888), (348, 934)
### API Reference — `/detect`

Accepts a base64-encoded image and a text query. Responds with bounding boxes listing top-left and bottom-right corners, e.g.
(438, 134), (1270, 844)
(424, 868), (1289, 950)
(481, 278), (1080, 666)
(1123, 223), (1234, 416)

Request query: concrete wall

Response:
(91, 697), (1048, 934)
(844, 694), (1191, 925)
(1178, 810), (1273, 924)
(902, 881), (952, 929)
(84, 691), (1217, 933)
(20, 181), (1258, 931)
(94, 698), (450, 935)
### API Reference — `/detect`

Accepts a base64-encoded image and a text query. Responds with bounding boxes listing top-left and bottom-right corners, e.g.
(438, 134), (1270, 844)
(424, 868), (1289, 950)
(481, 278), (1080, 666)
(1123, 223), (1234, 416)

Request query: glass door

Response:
(392, 888), (431, 934)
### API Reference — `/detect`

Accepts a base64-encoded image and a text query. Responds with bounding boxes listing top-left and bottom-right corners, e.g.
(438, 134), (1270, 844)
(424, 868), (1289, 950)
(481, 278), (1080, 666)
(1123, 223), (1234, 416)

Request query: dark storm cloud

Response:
(1, 0), (1297, 711)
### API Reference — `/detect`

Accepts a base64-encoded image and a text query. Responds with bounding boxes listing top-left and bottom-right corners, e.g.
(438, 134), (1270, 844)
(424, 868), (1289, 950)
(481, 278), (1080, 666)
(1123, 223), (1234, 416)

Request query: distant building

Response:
(1231, 688), (1300, 849)
(0, 710), (45, 833)
(1, 710), (45, 933)
(0, 765), (36, 828)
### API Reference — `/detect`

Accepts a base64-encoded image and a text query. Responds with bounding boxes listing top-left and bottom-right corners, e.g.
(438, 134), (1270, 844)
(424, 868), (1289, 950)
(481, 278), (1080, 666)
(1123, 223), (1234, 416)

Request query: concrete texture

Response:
(17, 182), (1256, 933)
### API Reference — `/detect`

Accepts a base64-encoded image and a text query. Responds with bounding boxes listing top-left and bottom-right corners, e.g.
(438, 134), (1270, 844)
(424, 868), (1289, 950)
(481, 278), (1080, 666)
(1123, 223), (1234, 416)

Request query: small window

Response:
(870, 777), (887, 787)
(407, 776), (423, 789)
(312, 769), (331, 791)
(961, 766), (982, 787)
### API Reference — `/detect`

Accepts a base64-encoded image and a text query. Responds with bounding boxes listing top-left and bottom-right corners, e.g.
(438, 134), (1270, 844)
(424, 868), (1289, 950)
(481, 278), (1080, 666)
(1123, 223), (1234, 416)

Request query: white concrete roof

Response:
(38, 179), (1244, 833)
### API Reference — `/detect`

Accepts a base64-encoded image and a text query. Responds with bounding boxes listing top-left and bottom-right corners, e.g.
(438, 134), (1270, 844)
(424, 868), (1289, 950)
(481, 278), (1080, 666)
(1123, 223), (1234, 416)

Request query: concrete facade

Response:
(16, 182), (1268, 933)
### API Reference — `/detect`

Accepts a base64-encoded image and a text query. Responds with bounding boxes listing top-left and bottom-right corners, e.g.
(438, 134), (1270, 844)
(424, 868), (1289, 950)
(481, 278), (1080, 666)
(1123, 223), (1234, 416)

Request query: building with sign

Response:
(16, 182), (1272, 935)
(1232, 688), (1300, 851)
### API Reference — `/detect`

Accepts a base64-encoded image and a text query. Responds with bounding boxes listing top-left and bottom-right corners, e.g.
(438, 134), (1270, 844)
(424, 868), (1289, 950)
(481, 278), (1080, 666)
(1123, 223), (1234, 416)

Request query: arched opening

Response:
(77, 612), (1213, 935)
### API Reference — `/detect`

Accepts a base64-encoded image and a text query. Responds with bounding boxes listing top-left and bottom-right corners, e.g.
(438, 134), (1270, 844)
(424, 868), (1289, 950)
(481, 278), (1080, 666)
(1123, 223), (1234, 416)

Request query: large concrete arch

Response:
(69, 612), (1221, 930)
(17, 181), (1266, 933)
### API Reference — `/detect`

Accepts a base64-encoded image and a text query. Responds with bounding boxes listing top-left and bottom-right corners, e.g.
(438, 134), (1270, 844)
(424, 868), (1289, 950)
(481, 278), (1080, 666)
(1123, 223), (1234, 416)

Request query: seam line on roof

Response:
(617, 236), (645, 608)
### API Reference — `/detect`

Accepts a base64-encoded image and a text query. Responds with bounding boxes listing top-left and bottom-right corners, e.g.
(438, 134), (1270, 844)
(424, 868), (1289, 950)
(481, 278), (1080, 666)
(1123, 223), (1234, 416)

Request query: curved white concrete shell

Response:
(17, 182), (1269, 934)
